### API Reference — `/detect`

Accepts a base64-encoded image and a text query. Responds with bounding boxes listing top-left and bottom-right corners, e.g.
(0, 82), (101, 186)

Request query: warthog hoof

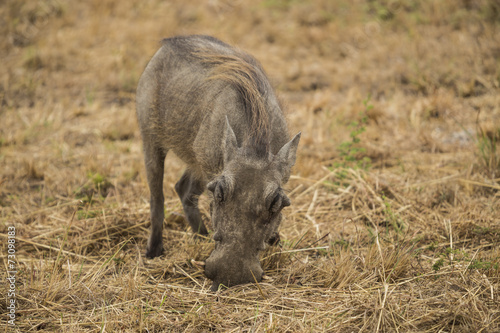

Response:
(145, 243), (164, 259)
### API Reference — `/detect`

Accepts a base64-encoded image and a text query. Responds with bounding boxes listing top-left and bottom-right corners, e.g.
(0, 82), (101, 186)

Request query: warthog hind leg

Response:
(175, 171), (209, 235)
(144, 145), (167, 258)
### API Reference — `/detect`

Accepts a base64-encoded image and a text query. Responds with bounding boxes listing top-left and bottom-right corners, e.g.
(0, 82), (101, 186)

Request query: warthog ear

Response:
(223, 116), (238, 163)
(275, 132), (301, 182)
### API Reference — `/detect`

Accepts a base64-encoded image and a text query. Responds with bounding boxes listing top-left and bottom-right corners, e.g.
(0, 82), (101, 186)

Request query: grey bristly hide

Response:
(136, 35), (300, 291)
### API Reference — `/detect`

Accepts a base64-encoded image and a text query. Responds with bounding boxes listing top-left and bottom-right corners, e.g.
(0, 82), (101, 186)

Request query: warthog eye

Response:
(269, 191), (291, 216)
(269, 194), (282, 214)
(214, 183), (224, 204)
(207, 179), (225, 204)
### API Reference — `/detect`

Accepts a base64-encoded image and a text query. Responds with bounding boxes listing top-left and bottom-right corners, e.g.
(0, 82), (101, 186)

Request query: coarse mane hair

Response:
(194, 47), (272, 156)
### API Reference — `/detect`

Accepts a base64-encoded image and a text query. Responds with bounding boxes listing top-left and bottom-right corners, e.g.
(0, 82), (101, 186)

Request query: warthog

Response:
(136, 35), (300, 291)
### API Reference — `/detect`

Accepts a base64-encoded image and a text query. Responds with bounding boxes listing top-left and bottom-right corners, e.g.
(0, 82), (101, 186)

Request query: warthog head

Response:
(204, 119), (300, 291)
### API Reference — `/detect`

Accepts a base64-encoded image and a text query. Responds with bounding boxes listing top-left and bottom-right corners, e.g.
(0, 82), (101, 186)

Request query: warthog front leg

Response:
(175, 171), (208, 235)
(144, 145), (167, 258)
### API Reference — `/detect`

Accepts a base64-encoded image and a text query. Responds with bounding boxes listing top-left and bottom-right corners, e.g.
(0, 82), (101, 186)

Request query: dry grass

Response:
(1, 0), (499, 332)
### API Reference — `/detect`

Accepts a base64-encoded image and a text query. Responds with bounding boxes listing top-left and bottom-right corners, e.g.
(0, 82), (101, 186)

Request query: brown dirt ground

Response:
(1, 0), (499, 332)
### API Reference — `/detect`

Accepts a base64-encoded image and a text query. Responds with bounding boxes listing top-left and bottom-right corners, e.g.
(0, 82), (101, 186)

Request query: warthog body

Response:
(136, 35), (300, 290)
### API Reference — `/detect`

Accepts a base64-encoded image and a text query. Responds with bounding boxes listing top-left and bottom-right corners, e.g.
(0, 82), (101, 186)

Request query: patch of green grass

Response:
(429, 245), (499, 274)
(334, 95), (373, 172)
(76, 209), (99, 220)
(432, 258), (445, 271)
(382, 195), (406, 234)
(332, 239), (351, 251)
(427, 241), (439, 252)
(481, 0), (500, 23)
(469, 259), (499, 271)
(88, 171), (113, 193)
(366, 1), (395, 21)
(74, 171), (113, 204)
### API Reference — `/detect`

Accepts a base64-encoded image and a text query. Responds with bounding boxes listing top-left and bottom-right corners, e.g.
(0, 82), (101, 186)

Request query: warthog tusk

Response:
(191, 259), (205, 268)
(261, 274), (273, 281)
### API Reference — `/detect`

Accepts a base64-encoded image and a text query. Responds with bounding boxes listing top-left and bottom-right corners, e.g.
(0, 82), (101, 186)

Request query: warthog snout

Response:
(204, 246), (263, 291)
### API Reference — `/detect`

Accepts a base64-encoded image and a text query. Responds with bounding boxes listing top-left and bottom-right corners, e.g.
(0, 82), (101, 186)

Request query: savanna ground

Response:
(1, 0), (500, 332)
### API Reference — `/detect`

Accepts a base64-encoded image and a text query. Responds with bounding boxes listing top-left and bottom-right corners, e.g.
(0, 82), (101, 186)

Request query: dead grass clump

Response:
(475, 125), (500, 179)
(20, 158), (45, 181)
(320, 250), (373, 289)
